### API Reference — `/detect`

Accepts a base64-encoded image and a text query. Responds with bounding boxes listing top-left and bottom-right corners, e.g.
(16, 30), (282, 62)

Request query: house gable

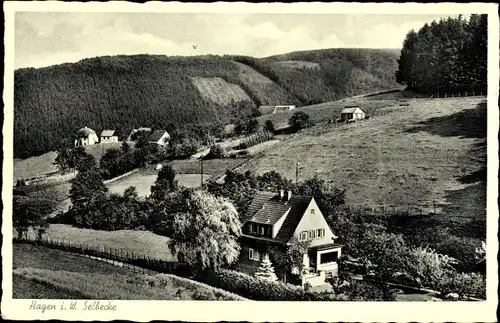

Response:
(289, 198), (336, 247)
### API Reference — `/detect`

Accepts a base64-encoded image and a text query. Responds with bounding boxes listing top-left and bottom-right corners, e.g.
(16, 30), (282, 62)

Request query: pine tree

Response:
(254, 256), (279, 282)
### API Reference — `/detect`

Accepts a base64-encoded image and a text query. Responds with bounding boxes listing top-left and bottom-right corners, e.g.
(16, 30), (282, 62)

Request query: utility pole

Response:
(200, 158), (204, 188)
(295, 161), (299, 184)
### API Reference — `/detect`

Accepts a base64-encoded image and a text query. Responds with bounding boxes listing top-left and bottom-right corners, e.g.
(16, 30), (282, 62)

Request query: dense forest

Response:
(15, 49), (399, 158)
(396, 14), (487, 94)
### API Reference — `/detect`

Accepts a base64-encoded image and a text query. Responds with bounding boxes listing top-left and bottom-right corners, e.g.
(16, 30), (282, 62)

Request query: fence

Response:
(15, 235), (192, 278)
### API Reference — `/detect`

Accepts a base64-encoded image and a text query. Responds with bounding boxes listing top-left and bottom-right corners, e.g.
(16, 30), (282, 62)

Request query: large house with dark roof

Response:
(234, 190), (342, 286)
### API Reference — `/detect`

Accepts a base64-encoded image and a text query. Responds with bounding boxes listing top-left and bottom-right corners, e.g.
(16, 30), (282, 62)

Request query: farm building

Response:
(273, 105), (296, 114)
(340, 106), (365, 121)
(148, 130), (170, 146)
(74, 126), (99, 147)
(100, 130), (119, 143)
(127, 127), (152, 141)
(234, 190), (342, 287)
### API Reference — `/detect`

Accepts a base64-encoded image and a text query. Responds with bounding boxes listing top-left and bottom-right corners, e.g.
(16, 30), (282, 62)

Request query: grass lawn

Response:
(26, 224), (174, 261)
(243, 97), (486, 224)
(106, 169), (211, 198)
(13, 244), (245, 300)
(166, 158), (248, 177)
(13, 142), (130, 182)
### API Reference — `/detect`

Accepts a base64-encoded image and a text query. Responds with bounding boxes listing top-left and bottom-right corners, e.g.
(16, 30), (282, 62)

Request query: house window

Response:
(260, 226), (265, 235)
(320, 251), (339, 264)
(249, 248), (260, 261)
(316, 229), (325, 238)
(299, 231), (308, 241)
(310, 209), (315, 215)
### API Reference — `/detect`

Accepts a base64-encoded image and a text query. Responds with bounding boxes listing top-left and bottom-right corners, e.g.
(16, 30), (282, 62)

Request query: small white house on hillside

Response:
(100, 130), (119, 143)
(75, 126), (99, 147)
(340, 106), (365, 121)
(148, 130), (170, 146)
(273, 105), (296, 114)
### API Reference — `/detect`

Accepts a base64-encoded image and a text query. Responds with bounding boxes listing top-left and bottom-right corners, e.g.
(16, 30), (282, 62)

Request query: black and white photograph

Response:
(2, 1), (498, 322)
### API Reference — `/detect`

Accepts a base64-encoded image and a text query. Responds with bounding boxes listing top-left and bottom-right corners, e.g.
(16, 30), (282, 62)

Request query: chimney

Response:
(279, 189), (284, 200)
(287, 190), (292, 201)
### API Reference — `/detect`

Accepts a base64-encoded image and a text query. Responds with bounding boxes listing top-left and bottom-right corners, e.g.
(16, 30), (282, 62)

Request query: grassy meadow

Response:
(25, 224), (174, 261)
(13, 142), (129, 182)
(13, 244), (245, 300)
(243, 97), (487, 224)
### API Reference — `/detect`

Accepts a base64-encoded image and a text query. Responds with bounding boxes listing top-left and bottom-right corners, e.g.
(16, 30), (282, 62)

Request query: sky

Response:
(15, 12), (457, 69)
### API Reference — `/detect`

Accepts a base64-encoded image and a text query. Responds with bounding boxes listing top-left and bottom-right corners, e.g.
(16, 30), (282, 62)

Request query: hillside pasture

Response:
(243, 97), (487, 226)
(13, 142), (130, 182)
(13, 244), (245, 300)
(256, 99), (397, 129)
(190, 76), (252, 106)
(275, 60), (321, 69)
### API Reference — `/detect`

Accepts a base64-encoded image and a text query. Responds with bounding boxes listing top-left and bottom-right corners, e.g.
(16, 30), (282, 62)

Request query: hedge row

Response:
(194, 269), (342, 301)
(235, 131), (273, 150)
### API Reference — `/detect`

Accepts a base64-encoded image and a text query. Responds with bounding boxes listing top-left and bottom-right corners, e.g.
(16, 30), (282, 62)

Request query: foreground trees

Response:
(396, 14), (487, 95)
(168, 190), (242, 272)
(13, 196), (57, 240)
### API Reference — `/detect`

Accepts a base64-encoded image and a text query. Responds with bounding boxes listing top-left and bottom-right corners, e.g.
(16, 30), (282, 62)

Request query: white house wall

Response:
(290, 198), (336, 247)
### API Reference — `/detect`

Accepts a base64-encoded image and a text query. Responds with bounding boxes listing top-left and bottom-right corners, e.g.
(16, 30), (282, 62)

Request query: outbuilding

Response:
(340, 106), (365, 122)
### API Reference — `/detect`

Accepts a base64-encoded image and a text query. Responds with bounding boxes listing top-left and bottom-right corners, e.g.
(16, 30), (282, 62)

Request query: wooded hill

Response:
(14, 49), (399, 158)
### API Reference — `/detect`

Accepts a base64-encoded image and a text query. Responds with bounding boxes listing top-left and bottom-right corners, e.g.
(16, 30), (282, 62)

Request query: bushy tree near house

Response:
(149, 165), (179, 201)
(269, 236), (311, 283)
(53, 141), (88, 173)
(168, 189), (241, 273)
(205, 144), (225, 159)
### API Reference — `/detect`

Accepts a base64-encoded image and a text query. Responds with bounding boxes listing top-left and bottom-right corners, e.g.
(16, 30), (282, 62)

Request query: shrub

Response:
(437, 272), (486, 299)
(289, 111), (312, 131)
(205, 145), (225, 159)
(194, 269), (339, 301)
(192, 290), (218, 300)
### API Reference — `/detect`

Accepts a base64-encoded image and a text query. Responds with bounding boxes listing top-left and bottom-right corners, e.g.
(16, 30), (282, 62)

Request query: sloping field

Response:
(275, 60), (320, 69)
(231, 61), (299, 106)
(190, 76), (252, 106)
(25, 224), (174, 261)
(256, 99), (397, 129)
(13, 244), (244, 300)
(13, 142), (129, 182)
(243, 97), (487, 223)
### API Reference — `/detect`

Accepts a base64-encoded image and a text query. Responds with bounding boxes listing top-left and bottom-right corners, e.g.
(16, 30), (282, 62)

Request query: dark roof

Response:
(243, 191), (313, 243)
(148, 130), (169, 142)
(76, 126), (96, 137)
